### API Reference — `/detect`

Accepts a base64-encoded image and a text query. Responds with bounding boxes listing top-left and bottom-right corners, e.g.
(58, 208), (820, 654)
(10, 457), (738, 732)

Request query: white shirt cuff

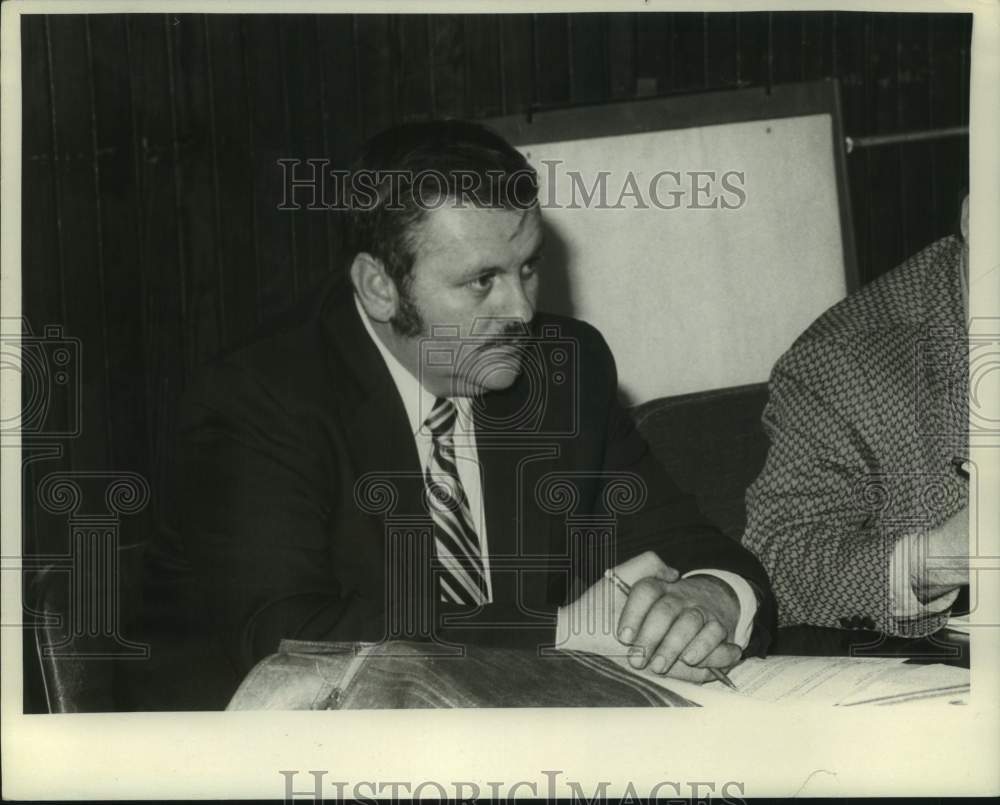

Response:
(889, 532), (961, 618)
(682, 568), (757, 649)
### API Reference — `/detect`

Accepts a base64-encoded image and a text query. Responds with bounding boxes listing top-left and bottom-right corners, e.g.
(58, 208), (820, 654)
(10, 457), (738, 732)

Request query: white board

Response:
(522, 112), (847, 404)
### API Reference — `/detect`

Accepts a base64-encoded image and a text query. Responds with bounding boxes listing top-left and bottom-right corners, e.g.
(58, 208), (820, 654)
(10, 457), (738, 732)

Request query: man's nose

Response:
(500, 274), (535, 326)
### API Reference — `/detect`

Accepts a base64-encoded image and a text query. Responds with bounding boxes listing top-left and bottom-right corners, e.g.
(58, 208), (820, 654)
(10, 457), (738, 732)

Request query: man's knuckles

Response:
(702, 641), (741, 668)
(630, 575), (668, 599)
(616, 551), (671, 583)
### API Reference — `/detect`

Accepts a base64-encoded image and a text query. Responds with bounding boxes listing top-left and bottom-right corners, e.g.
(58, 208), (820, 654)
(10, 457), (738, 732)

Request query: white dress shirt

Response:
(355, 295), (756, 647)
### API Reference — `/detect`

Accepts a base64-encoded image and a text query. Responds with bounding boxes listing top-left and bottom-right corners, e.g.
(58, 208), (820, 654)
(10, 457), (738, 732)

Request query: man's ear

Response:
(350, 252), (398, 323)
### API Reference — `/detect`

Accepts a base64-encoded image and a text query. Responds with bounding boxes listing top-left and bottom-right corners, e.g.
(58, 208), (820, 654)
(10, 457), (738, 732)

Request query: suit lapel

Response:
(312, 285), (437, 631)
(321, 286), (420, 464)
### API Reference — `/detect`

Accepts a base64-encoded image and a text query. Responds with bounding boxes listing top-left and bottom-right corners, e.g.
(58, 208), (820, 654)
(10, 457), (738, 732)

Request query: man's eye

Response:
(521, 261), (539, 278)
(469, 274), (495, 292)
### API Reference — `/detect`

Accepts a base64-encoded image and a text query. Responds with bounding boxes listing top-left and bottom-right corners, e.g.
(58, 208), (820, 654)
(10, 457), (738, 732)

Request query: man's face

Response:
(390, 202), (543, 397)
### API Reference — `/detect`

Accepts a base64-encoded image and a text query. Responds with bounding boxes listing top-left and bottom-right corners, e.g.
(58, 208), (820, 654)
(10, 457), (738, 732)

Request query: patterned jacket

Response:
(743, 236), (968, 637)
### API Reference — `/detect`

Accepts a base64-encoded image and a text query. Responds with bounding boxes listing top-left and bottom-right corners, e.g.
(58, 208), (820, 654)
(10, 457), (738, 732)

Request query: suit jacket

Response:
(743, 236), (968, 637)
(146, 274), (776, 697)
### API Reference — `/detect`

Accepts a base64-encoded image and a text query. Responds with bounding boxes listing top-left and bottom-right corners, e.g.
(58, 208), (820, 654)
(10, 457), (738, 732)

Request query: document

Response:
(617, 655), (970, 706)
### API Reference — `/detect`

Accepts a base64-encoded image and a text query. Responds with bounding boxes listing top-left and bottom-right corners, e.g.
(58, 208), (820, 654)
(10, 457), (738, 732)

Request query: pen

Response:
(604, 568), (740, 691)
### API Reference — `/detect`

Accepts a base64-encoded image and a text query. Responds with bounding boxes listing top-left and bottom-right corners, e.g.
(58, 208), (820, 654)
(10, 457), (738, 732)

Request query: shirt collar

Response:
(354, 294), (473, 436)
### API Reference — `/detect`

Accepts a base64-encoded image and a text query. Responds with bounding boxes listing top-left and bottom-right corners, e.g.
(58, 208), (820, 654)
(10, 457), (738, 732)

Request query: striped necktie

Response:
(423, 397), (489, 605)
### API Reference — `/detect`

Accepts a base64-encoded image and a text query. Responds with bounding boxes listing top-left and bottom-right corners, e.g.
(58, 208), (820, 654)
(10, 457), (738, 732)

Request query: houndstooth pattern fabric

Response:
(743, 236), (968, 638)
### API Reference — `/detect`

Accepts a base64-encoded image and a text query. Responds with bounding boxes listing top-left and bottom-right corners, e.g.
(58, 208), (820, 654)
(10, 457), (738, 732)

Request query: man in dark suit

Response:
(145, 120), (775, 706)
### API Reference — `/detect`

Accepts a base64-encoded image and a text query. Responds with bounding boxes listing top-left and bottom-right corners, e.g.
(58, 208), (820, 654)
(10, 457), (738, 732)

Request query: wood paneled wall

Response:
(20, 12), (971, 551)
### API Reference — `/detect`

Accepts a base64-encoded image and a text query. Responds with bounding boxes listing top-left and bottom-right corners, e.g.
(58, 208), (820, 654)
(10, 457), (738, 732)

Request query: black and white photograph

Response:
(2, 0), (998, 799)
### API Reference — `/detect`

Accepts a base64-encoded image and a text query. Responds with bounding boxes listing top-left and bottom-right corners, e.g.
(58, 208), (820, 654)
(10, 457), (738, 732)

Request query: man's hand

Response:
(555, 550), (744, 684)
(617, 574), (741, 683)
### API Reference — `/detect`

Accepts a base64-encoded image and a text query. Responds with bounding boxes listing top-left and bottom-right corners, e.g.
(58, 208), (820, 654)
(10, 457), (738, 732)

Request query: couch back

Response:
(631, 383), (772, 541)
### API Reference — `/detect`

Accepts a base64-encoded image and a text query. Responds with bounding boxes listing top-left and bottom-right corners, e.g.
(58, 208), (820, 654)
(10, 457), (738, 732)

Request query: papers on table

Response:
(634, 655), (970, 706)
(715, 656), (968, 705)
